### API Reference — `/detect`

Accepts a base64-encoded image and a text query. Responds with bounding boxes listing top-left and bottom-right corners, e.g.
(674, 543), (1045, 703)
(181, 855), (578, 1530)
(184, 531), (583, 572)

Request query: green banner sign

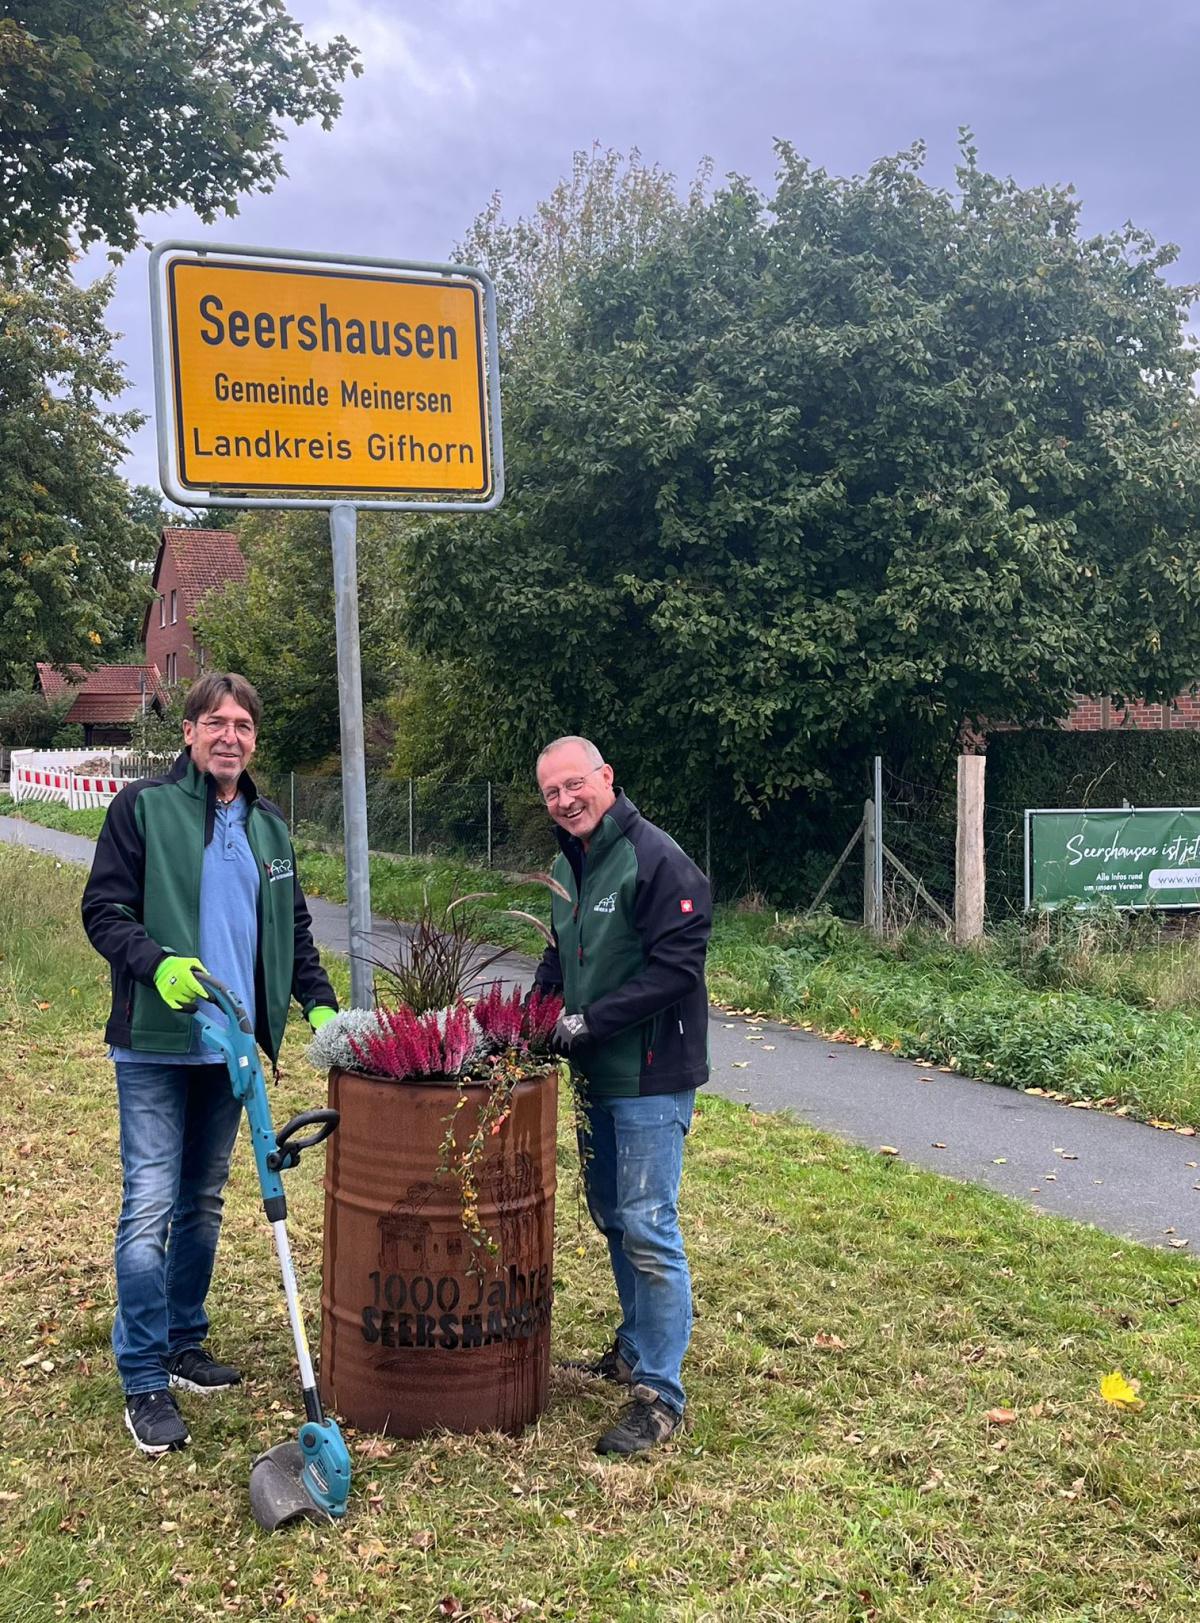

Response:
(1027, 808), (1200, 910)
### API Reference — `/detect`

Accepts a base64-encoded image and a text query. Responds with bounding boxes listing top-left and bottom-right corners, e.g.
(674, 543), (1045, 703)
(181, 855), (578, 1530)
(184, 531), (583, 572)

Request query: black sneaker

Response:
(166, 1345), (242, 1394)
(125, 1389), (190, 1455)
(595, 1383), (684, 1457)
(560, 1342), (634, 1385)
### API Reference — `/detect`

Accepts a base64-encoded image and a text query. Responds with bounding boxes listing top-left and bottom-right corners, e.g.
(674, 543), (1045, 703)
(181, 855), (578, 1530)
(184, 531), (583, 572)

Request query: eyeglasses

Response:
(541, 765), (603, 805)
(197, 716), (256, 740)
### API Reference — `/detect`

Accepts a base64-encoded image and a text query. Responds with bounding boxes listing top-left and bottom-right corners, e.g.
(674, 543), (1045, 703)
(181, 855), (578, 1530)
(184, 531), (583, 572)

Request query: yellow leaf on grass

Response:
(1099, 1370), (1144, 1410)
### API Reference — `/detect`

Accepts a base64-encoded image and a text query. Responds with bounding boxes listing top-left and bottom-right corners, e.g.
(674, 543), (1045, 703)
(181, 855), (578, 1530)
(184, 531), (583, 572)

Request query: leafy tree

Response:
(456, 144), (706, 355)
(0, 259), (155, 686)
(0, 1), (360, 264)
(392, 147), (705, 783)
(193, 508), (403, 773)
(0, 687), (75, 745)
(404, 138), (1200, 819)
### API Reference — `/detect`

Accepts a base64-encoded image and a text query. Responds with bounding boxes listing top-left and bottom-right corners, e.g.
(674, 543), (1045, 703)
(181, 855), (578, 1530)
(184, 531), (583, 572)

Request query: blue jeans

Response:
(579, 1089), (695, 1414)
(112, 1061), (243, 1394)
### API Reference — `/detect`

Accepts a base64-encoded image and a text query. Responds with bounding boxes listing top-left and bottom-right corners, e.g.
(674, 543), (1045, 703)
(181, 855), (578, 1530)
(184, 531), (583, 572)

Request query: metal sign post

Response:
(149, 241), (504, 1007)
(330, 503), (373, 1007)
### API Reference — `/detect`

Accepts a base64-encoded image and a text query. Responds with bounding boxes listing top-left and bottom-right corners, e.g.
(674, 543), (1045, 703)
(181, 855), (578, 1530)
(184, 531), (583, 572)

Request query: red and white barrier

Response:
(9, 750), (168, 811)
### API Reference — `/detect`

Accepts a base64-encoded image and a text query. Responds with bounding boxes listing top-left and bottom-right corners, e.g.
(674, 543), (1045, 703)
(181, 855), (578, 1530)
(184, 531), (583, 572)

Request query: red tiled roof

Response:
(36, 662), (83, 697)
(36, 663), (166, 724)
(160, 528), (247, 613)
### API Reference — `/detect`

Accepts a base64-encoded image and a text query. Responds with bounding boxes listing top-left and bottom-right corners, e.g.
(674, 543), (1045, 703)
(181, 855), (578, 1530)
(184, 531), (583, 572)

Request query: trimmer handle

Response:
(193, 970), (253, 1033)
(268, 1109), (341, 1171)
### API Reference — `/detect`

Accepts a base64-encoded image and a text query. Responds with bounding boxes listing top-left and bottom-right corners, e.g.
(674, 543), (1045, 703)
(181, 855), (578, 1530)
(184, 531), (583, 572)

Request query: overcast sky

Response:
(88, 0), (1200, 494)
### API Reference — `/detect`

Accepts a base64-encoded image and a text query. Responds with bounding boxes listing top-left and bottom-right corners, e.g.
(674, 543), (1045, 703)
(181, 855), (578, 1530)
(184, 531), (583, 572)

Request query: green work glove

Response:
(308, 1006), (337, 1032)
(153, 955), (209, 1011)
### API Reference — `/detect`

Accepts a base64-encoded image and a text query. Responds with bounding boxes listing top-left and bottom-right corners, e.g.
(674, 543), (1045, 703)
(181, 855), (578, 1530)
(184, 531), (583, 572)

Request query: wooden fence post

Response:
(863, 797), (879, 932)
(955, 754), (986, 944)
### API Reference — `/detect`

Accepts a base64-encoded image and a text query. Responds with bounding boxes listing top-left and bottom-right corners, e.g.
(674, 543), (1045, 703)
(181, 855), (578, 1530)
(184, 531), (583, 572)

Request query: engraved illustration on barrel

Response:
(320, 1066), (558, 1437)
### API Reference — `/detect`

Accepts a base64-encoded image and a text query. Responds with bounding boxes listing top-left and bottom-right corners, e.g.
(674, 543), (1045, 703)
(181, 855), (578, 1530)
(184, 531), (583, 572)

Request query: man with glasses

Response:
(533, 736), (711, 1456)
(82, 672), (336, 1455)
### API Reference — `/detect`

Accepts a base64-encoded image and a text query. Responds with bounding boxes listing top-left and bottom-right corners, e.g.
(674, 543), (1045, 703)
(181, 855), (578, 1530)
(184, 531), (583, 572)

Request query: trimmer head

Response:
(248, 1441), (334, 1530)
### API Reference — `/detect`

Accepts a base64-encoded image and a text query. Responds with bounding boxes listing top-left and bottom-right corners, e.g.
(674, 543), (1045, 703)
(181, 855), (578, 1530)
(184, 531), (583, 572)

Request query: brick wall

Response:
(1066, 691), (1200, 731)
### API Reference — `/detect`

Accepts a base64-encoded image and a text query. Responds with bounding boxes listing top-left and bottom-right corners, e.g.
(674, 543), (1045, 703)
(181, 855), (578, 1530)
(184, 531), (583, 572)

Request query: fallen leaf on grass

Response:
(812, 1332), (846, 1351)
(1099, 1370), (1144, 1411)
(878, 1145), (899, 1156)
(983, 1407), (1018, 1425)
(439, 1598), (466, 1617)
(354, 1435), (395, 1460)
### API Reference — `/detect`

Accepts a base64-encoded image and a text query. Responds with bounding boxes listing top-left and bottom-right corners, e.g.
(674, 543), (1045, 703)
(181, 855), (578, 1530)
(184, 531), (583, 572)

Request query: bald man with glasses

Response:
(534, 736), (711, 1456)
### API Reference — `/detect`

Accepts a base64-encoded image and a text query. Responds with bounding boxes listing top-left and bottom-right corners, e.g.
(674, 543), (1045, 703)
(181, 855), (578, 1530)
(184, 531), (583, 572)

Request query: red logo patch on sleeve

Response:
(680, 898), (694, 913)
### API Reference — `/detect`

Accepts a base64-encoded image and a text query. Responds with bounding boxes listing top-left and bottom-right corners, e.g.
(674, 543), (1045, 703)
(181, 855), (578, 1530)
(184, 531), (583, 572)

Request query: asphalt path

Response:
(8, 813), (1200, 1254)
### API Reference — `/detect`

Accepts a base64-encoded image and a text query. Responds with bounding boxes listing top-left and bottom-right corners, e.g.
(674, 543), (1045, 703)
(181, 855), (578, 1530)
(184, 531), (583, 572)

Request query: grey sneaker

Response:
(595, 1383), (683, 1456)
(560, 1342), (634, 1385)
(125, 1389), (190, 1455)
(166, 1345), (241, 1394)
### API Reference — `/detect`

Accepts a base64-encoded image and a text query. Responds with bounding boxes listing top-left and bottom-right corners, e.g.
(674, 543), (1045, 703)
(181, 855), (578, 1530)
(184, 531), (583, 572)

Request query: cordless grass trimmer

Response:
(191, 973), (351, 1530)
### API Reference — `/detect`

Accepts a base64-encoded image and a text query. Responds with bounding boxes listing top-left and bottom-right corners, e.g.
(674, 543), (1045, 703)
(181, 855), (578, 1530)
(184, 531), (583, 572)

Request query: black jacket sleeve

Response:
(80, 785), (168, 986)
(290, 868), (337, 1014)
(533, 929), (564, 996)
(582, 845), (712, 1042)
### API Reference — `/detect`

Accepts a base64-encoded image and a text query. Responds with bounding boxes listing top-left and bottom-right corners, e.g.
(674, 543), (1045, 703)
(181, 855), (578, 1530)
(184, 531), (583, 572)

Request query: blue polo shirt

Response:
(111, 795), (261, 1065)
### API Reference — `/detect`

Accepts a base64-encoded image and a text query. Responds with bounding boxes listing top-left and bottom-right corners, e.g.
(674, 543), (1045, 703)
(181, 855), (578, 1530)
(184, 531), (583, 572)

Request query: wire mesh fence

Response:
(277, 775), (559, 872)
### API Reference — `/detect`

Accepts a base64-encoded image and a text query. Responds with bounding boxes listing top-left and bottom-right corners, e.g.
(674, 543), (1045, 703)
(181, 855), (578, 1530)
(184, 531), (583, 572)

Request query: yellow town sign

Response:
(157, 251), (494, 501)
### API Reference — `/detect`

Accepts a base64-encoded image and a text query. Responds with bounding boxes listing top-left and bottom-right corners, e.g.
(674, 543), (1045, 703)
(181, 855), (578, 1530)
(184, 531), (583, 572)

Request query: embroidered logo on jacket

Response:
(680, 898), (695, 913)
(593, 892), (617, 913)
(266, 857), (294, 883)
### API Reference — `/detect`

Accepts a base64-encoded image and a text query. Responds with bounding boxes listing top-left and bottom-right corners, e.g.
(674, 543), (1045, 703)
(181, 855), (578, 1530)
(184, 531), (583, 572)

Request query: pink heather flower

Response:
(473, 982), (527, 1049)
(523, 988), (562, 1049)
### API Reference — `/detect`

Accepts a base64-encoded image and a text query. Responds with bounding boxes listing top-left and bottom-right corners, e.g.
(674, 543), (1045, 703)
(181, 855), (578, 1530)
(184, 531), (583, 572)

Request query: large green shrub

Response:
(0, 689), (75, 746)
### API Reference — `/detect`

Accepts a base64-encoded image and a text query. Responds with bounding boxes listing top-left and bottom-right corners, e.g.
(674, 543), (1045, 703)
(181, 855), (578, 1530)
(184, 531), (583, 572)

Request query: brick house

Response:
(143, 527), (247, 685)
(37, 663), (167, 747)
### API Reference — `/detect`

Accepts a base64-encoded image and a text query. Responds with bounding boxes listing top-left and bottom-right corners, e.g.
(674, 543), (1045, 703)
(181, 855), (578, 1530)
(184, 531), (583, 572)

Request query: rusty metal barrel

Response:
(319, 1065), (557, 1437)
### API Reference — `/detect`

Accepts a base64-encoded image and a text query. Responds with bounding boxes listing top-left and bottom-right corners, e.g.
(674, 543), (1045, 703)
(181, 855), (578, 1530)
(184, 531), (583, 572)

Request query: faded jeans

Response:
(579, 1089), (695, 1414)
(112, 1061), (242, 1394)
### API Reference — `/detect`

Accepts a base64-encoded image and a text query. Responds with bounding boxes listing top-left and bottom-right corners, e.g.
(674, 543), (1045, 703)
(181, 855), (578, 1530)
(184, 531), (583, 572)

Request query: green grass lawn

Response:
(4, 847), (1200, 1620)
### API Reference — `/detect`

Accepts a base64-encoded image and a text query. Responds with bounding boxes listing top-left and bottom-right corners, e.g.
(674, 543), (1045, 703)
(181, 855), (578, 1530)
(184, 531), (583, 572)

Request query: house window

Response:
(158, 596), (165, 628)
(167, 651), (177, 683)
(170, 589), (178, 624)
